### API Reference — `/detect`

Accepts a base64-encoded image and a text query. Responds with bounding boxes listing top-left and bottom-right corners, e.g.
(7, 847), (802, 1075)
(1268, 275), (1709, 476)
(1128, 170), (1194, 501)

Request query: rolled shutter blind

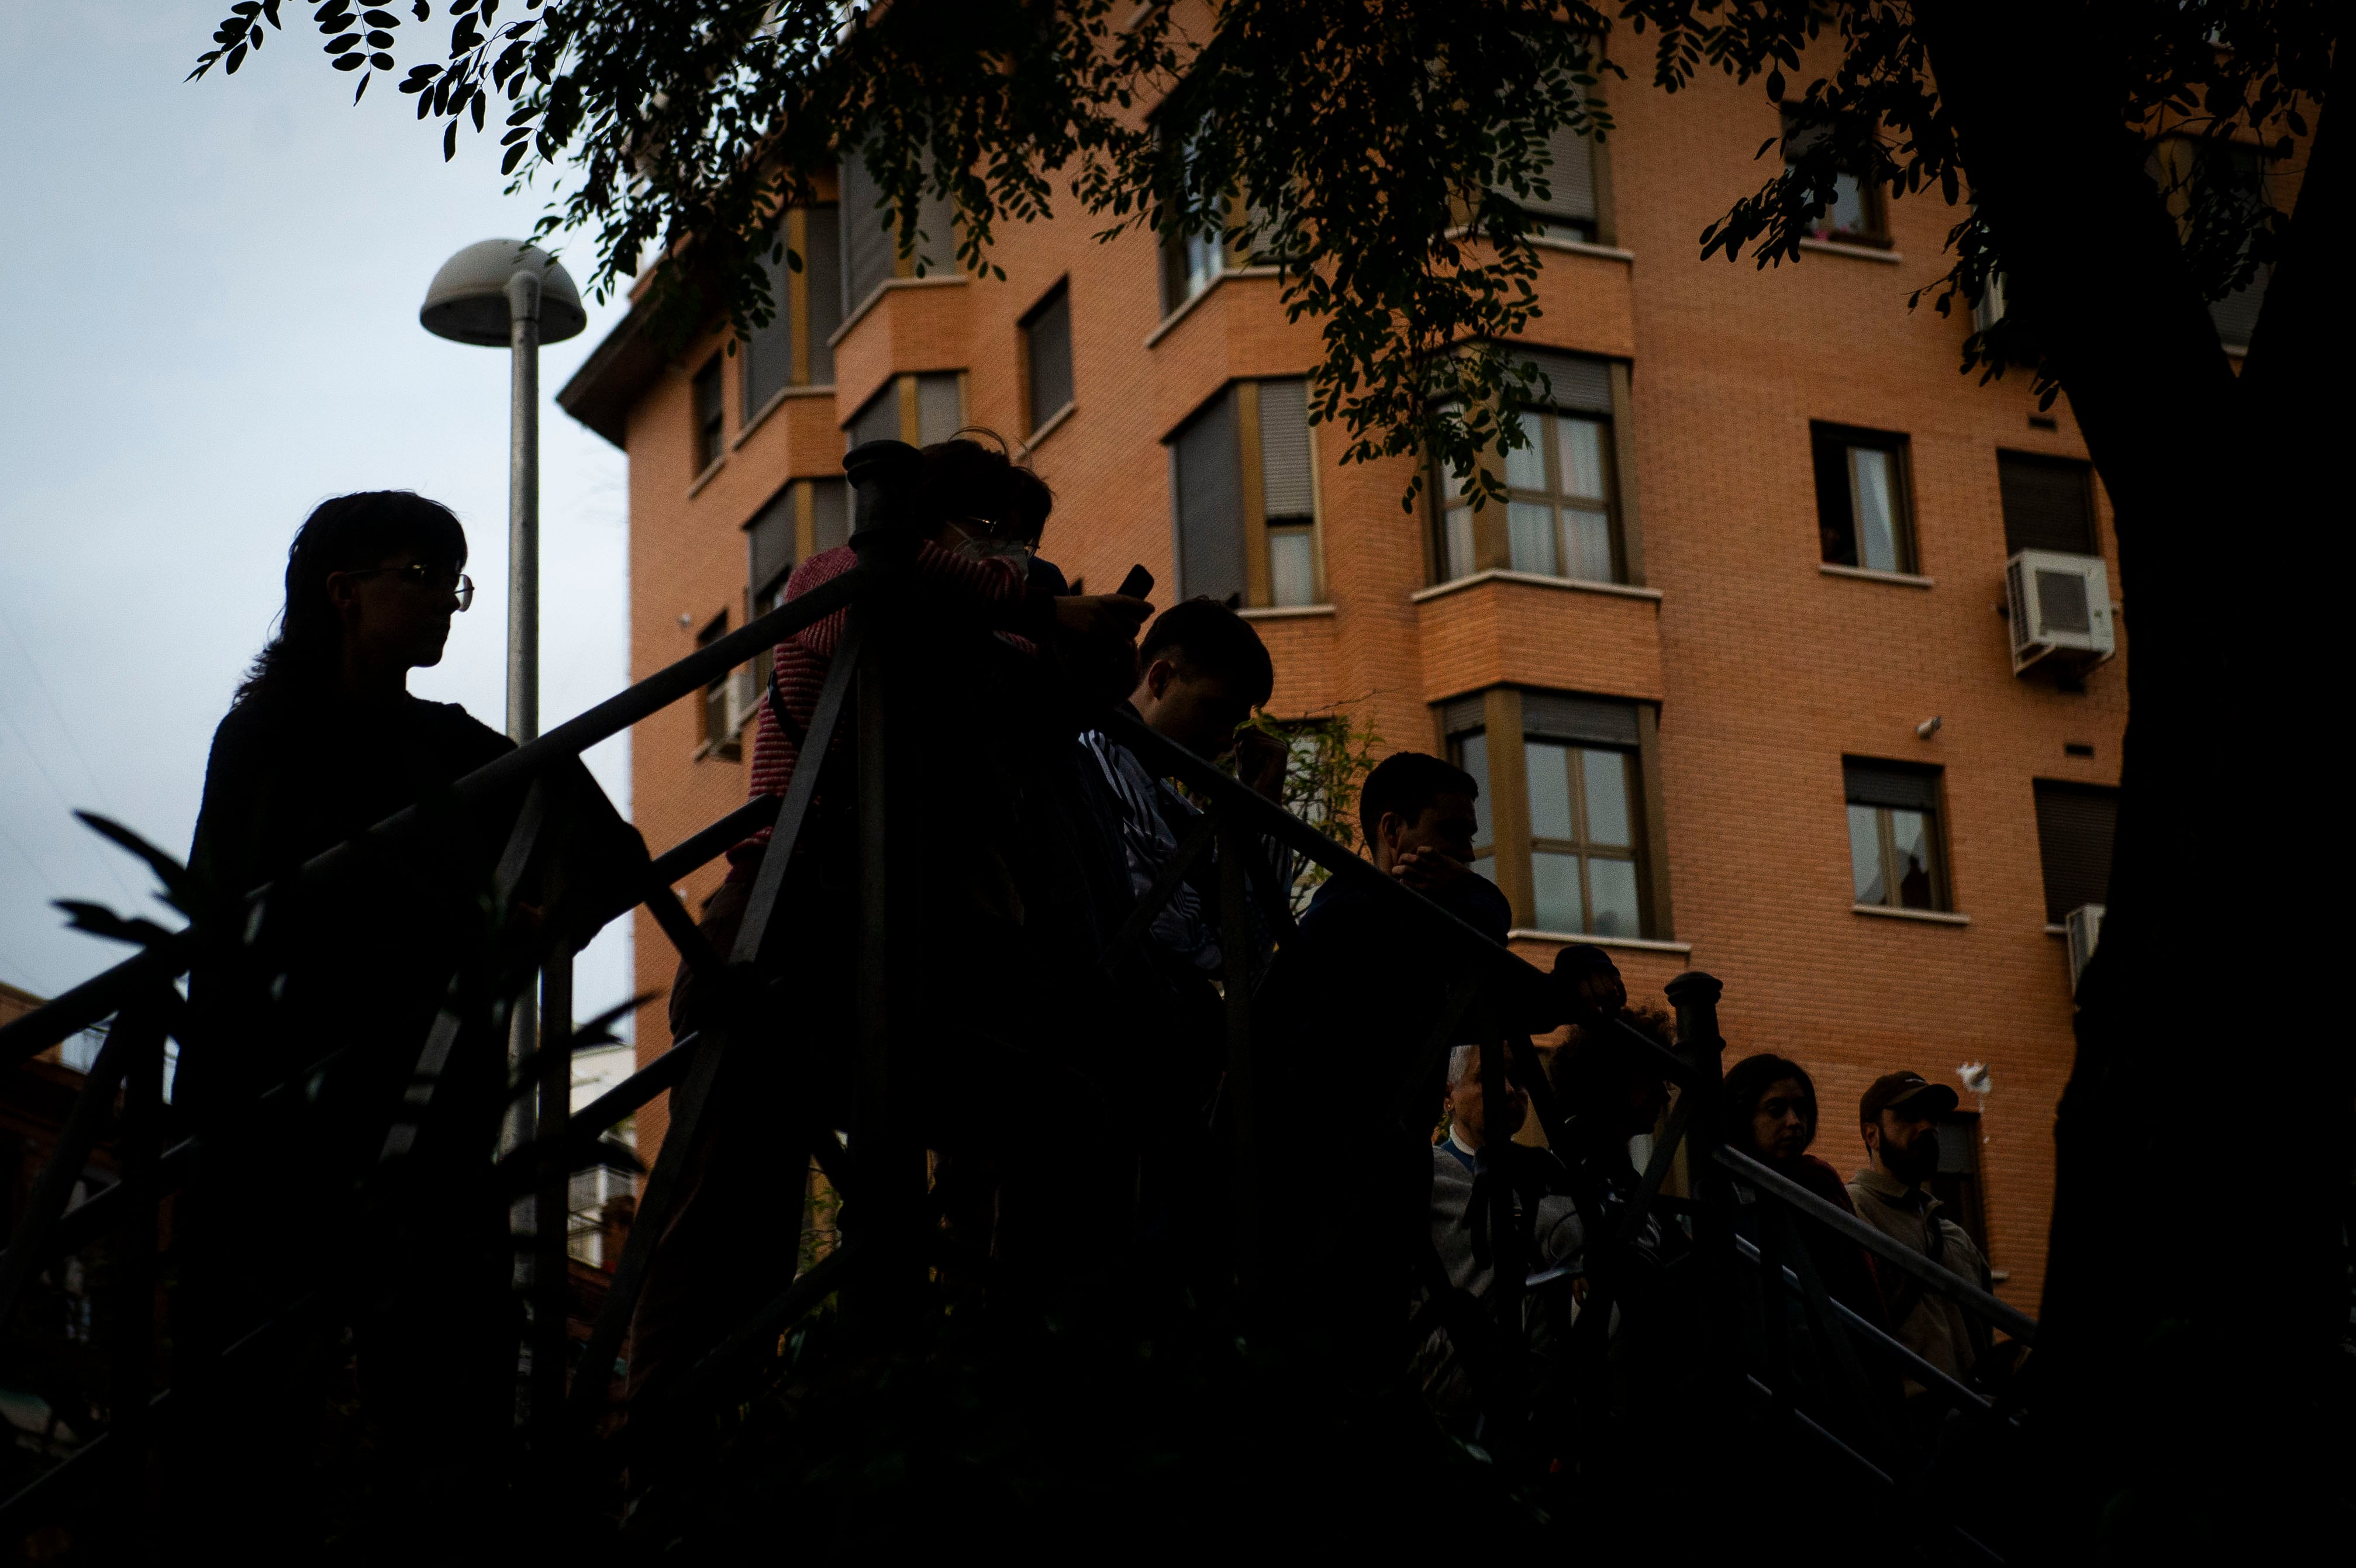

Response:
(916, 373), (963, 446)
(1440, 696), (1488, 737)
(746, 486), (796, 596)
(1527, 125), (1597, 224)
(805, 205), (843, 384)
(1258, 379), (1315, 521)
(743, 244), (795, 416)
(2032, 780), (2117, 922)
(1172, 390), (1246, 605)
(1510, 348), (1612, 415)
(811, 478), (851, 553)
(1844, 759), (1940, 812)
(841, 156), (894, 312)
(1998, 451), (2097, 555)
(1522, 693), (1640, 748)
(844, 383), (898, 451)
(916, 179), (957, 275)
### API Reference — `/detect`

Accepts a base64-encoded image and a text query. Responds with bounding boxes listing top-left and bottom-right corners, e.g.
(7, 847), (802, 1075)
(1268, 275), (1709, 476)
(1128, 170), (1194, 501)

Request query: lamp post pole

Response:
(503, 267), (543, 1156)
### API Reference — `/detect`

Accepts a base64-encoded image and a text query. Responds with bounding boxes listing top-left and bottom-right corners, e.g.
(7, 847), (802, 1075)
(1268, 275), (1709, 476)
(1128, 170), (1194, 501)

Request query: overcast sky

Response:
(0, 5), (639, 1031)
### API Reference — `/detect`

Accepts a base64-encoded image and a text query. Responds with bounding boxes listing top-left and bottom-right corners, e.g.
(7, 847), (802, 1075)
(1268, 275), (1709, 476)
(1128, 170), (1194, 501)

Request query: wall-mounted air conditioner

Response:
(2006, 550), (2115, 676)
(725, 662), (761, 735)
(1972, 271), (2009, 334)
(2064, 902), (2104, 992)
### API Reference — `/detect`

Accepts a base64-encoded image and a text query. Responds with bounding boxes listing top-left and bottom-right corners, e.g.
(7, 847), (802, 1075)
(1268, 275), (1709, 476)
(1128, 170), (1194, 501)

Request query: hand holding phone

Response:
(1117, 564), (1154, 602)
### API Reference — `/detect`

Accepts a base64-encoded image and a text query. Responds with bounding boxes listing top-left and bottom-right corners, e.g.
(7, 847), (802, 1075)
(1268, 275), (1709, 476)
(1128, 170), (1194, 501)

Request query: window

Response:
(1433, 350), (1622, 584)
(1845, 759), (1947, 911)
(1022, 281), (1075, 434)
(745, 478), (853, 617)
(696, 613), (739, 759)
(840, 154), (955, 319)
(1784, 112), (1886, 246)
(742, 206), (843, 418)
(1521, 122), (1599, 244)
(843, 372), (964, 451)
(1443, 691), (1658, 938)
(1930, 1113), (1988, 1253)
(2150, 137), (2273, 351)
(2031, 780), (2116, 924)
(691, 355), (725, 474)
(1168, 378), (1322, 608)
(1812, 423), (1916, 573)
(1998, 451), (2097, 557)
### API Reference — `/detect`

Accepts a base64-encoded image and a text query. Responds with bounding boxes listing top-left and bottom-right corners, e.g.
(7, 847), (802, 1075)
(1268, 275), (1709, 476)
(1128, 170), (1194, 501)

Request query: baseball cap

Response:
(1859, 1070), (1959, 1123)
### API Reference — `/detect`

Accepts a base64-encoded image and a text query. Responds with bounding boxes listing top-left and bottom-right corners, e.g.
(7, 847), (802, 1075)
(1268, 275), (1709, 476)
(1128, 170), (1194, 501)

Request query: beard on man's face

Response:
(1884, 1124), (1941, 1184)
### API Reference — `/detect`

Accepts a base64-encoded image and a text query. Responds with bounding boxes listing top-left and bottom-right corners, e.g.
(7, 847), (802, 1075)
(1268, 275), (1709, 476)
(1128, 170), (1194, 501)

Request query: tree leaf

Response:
(54, 900), (177, 949)
(226, 42), (249, 73)
(323, 32), (358, 51)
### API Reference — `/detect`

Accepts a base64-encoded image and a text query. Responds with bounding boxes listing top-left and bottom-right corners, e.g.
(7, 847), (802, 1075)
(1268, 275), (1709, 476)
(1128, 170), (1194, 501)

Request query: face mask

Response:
(958, 535), (1033, 572)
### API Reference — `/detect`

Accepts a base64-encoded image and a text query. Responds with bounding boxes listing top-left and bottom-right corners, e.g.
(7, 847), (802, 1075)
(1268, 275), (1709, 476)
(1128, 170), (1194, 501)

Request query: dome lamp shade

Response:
(420, 239), (588, 346)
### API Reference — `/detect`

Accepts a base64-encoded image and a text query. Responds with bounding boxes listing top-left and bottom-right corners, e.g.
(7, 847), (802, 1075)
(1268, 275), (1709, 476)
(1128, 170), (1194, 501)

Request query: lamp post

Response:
(420, 241), (586, 1160)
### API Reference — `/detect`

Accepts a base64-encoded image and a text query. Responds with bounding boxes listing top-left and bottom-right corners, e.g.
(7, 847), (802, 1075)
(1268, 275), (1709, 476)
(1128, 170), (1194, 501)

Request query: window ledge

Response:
(1798, 237), (1904, 265)
(1852, 904), (1969, 927)
(829, 272), (968, 349)
(1144, 266), (1284, 349)
(1019, 400), (1076, 455)
(1238, 603), (1335, 621)
(734, 382), (837, 450)
(1509, 929), (1693, 956)
(685, 455), (726, 499)
(1820, 562), (1934, 589)
(1527, 234), (1636, 264)
(1411, 569), (1662, 606)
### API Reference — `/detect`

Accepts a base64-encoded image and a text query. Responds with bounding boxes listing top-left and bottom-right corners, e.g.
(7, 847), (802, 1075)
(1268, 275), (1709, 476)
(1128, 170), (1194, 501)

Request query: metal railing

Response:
(0, 440), (2036, 1548)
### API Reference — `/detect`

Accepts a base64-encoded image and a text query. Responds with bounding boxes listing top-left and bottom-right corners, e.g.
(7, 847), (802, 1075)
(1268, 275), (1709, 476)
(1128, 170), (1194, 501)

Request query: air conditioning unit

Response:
(2005, 550), (2115, 676)
(2064, 903), (2104, 992)
(1971, 271), (2009, 334)
(724, 662), (761, 735)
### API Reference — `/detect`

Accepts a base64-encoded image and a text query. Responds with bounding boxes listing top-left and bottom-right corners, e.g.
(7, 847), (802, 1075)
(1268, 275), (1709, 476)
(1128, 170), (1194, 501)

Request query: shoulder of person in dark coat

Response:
(403, 697), (515, 769)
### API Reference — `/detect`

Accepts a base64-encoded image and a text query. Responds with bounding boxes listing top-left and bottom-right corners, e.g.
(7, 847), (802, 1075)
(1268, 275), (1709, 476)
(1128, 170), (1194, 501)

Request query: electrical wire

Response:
(0, 702), (143, 906)
(0, 598), (122, 821)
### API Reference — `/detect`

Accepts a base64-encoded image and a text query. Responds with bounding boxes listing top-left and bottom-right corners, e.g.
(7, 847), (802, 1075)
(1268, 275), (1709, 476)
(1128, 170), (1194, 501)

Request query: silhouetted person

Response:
(635, 439), (1150, 1415)
(182, 491), (592, 1549)
(1723, 1052), (1886, 1325)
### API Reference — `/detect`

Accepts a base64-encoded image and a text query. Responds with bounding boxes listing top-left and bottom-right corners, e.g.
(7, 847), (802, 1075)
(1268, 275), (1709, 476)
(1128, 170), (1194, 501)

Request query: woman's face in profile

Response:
(333, 550), (464, 672)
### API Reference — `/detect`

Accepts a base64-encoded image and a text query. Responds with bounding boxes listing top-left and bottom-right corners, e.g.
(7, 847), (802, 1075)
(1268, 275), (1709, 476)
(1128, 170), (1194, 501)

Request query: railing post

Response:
(530, 953), (572, 1443)
(1215, 807), (1262, 1303)
(1665, 969), (1736, 1408)
(104, 992), (168, 1528)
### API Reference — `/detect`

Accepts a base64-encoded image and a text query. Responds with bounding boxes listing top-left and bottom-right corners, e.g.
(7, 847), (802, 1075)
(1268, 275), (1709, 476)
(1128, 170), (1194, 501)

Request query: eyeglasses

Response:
(340, 562), (474, 610)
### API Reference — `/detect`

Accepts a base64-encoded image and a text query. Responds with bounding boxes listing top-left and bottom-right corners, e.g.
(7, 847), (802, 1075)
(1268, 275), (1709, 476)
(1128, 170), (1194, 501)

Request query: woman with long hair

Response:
(180, 491), (530, 1546)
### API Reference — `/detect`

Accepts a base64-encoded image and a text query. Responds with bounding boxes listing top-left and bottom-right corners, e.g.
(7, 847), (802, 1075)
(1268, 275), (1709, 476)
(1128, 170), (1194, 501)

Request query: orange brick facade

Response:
(562, 63), (2125, 1317)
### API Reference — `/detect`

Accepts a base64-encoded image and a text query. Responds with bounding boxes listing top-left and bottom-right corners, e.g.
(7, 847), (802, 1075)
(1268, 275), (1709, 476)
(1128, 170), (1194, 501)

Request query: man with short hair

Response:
(1847, 1071), (1991, 1396)
(1418, 1042), (1583, 1432)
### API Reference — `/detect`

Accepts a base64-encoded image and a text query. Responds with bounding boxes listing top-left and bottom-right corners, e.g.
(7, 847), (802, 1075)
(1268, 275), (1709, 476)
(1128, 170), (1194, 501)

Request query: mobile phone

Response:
(1117, 564), (1154, 600)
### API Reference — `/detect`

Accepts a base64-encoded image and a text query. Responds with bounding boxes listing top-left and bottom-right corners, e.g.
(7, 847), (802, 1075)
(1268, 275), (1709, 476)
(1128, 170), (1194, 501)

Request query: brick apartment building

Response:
(558, 63), (2187, 1314)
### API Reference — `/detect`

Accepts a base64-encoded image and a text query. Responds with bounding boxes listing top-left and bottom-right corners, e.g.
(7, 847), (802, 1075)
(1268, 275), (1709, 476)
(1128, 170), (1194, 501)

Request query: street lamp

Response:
(420, 241), (586, 1169)
(419, 239), (587, 749)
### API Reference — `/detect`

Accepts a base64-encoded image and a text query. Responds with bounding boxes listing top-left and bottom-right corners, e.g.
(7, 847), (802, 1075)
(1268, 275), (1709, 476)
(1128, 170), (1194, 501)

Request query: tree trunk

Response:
(1911, 4), (2348, 1558)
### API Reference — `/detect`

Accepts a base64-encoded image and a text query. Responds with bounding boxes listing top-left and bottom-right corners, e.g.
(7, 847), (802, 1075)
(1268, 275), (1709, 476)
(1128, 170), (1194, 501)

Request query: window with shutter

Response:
(741, 250), (795, 420)
(805, 205), (841, 384)
(1434, 350), (1622, 585)
(1998, 451), (2098, 557)
(1446, 688), (1655, 938)
(746, 487), (796, 610)
(1844, 759), (1948, 911)
(1257, 379), (1317, 606)
(2031, 780), (2116, 923)
(839, 156), (956, 321)
(1022, 281), (1075, 434)
(1523, 123), (1598, 241)
(691, 356), (725, 473)
(1171, 391), (1245, 606)
(841, 373), (964, 450)
(1811, 423), (1917, 573)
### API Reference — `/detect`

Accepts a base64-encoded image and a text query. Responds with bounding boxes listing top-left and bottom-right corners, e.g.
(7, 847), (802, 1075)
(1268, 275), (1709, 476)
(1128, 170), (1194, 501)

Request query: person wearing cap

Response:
(1848, 1071), (1992, 1401)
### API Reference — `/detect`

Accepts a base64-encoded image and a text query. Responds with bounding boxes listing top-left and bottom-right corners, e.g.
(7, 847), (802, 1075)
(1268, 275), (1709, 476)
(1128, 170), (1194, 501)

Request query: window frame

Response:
(1019, 278), (1075, 436)
(690, 355), (726, 475)
(1843, 758), (1951, 913)
(1783, 112), (1891, 248)
(695, 612), (740, 761)
(1810, 422), (1918, 574)
(1167, 377), (1326, 609)
(1996, 449), (2099, 558)
(1428, 351), (1636, 588)
(1440, 688), (1672, 940)
(740, 205), (843, 423)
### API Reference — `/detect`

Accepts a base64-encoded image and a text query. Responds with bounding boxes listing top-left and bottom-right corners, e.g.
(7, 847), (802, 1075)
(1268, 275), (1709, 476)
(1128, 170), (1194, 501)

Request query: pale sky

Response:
(1, 4), (639, 1031)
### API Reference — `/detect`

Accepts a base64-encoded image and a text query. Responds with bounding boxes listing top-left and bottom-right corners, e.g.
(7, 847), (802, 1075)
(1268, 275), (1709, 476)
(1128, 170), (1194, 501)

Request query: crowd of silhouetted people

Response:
(165, 441), (2018, 1547)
